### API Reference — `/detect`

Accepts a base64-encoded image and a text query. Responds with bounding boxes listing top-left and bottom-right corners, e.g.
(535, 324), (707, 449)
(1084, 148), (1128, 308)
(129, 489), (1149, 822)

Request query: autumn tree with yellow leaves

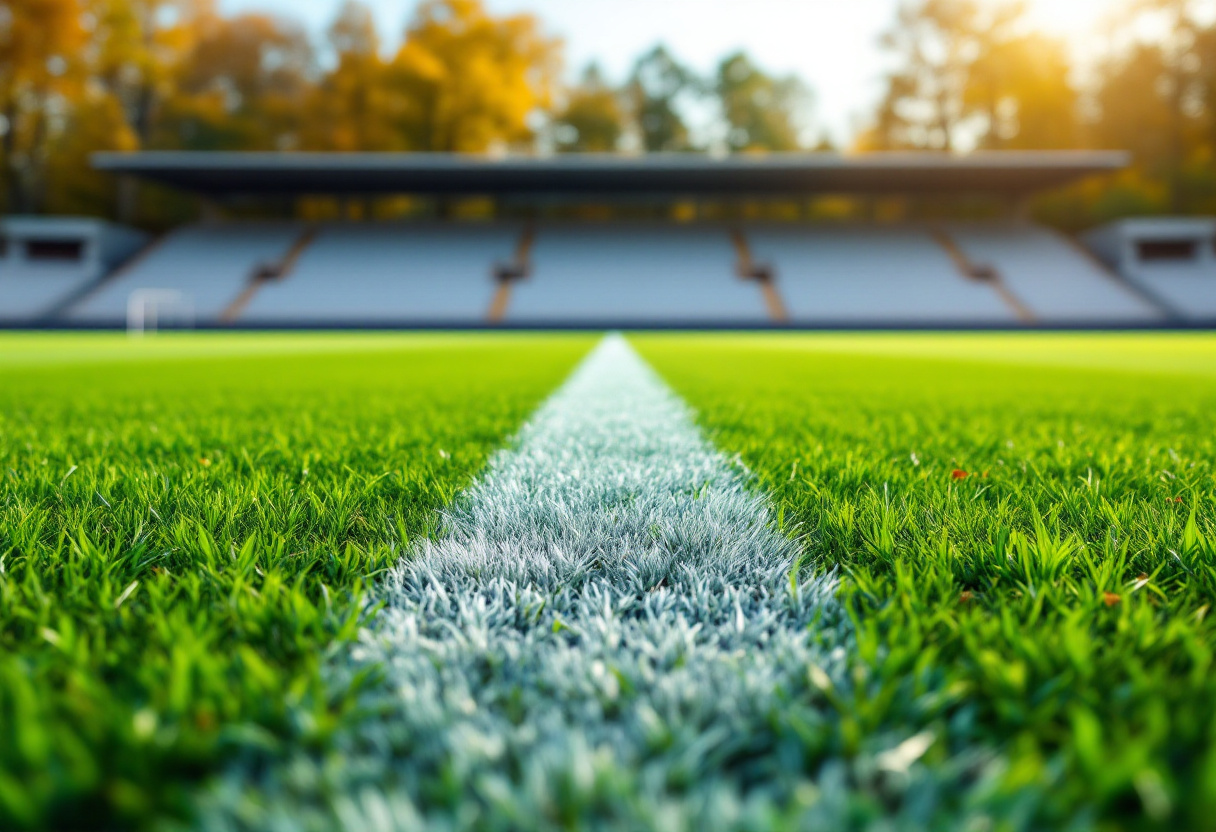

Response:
(552, 64), (626, 153)
(1, 0), (562, 215)
(871, 0), (1076, 153)
(167, 11), (313, 150)
(386, 0), (560, 153)
(302, 1), (397, 151)
(11, 0), (1216, 227)
(1, 0), (87, 212)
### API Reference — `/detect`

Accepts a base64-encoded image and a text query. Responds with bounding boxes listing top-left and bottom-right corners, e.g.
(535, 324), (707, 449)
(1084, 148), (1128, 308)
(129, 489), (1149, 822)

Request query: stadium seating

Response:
(1127, 263), (1216, 320)
(1082, 218), (1216, 322)
(0, 262), (97, 322)
(746, 224), (1018, 325)
(22, 217), (1204, 328)
(240, 223), (518, 324)
(946, 223), (1160, 323)
(68, 222), (305, 324)
(506, 224), (770, 324)
(1, 217), (147, 322)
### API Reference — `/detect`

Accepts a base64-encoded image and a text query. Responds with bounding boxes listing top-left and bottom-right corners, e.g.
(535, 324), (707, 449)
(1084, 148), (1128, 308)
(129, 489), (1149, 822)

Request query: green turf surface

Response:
(636, 332), (1216, 831)
(6, 331), (1215, 831)
(0, 333), (594, 831)
(0, 332), (515, 367)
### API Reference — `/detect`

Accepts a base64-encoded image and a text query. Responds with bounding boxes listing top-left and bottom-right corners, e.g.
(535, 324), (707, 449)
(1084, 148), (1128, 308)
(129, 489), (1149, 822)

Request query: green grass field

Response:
(0, 334), (595, 829)
(638, 332), (1216, 829)
(2, 331), (1214, 831)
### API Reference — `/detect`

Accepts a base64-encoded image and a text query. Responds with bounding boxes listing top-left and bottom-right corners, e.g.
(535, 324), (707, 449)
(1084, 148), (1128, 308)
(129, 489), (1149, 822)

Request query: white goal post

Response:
(126, 289), (195, 336)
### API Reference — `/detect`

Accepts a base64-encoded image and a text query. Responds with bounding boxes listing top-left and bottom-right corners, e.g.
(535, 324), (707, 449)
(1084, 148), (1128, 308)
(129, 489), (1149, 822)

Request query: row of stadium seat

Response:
(14, 220), (1172, 326)
(0, 261), (97, 322)
(1133, 264), (1216, 318)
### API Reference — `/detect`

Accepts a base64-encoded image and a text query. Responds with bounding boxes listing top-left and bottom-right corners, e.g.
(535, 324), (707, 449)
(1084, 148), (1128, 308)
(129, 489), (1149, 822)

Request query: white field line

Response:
(197, 335), (1012, 832)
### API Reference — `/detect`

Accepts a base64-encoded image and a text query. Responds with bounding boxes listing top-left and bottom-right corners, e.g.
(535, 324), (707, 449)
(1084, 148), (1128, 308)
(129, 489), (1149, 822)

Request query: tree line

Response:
(2, 0), (1215, 226)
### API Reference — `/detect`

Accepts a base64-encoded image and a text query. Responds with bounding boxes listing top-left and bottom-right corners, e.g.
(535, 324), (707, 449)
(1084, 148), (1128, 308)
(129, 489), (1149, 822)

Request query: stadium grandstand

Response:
(2, 150), (1214, 329)
(0, 217), (147, 324)
(1085, 218), (1216, 322)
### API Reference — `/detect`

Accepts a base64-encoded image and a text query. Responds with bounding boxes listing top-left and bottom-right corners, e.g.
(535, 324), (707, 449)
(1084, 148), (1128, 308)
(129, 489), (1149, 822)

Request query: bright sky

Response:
(218, 0), (1128, 143)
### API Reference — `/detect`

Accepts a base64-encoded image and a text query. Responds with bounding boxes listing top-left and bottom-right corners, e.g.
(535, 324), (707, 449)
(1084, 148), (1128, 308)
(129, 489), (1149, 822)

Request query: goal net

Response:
(126, 289), (195, 336)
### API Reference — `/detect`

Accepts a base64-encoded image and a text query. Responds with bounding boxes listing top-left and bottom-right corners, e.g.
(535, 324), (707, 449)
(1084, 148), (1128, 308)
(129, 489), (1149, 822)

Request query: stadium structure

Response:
(2, 150), (1215, 329)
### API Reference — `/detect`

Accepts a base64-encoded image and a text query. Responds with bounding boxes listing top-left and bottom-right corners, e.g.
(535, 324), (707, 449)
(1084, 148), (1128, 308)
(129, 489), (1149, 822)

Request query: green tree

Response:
(873, 0), (1075, 152)
(553, 64), (624, 153)
(875, 0), (985, 150)
(715, 51), (809, 153)
(627, 45), (699, 152)
(1090, 0), (1210, 211)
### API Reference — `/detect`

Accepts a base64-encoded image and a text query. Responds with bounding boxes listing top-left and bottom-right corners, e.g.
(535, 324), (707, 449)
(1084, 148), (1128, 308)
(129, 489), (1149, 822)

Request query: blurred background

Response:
(5, 0), (1216, 330)
(4, 0), (1215, 229)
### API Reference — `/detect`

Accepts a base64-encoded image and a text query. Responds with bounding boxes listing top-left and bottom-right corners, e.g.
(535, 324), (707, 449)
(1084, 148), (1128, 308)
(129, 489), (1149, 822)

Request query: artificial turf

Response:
(636, 332), (1216, 831)
(0, 333), (594, 830)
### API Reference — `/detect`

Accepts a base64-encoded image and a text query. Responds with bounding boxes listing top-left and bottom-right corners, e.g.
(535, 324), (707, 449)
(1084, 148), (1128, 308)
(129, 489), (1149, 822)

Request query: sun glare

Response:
(1015, 0), (1113, 51)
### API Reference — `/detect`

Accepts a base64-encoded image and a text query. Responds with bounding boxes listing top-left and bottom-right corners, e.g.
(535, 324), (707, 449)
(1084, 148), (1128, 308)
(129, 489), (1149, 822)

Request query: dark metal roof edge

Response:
(91, 150), (1132, 173)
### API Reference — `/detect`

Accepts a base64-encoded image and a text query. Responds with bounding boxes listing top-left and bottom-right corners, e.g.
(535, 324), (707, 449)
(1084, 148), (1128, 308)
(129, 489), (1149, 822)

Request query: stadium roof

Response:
(92, 150), (1129, 199)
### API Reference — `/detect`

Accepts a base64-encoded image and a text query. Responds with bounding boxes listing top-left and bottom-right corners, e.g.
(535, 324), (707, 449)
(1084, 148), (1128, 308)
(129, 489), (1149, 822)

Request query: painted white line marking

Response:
(198, 336), (1003, 830)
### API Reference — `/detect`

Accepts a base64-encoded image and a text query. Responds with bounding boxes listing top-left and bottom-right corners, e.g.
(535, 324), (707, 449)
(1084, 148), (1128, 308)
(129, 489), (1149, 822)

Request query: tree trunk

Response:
(27, 95), (48, 213)
(1167, 69), (1187, 214)
(133, 83), (157, 148)
(2, 98), (19, 213)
